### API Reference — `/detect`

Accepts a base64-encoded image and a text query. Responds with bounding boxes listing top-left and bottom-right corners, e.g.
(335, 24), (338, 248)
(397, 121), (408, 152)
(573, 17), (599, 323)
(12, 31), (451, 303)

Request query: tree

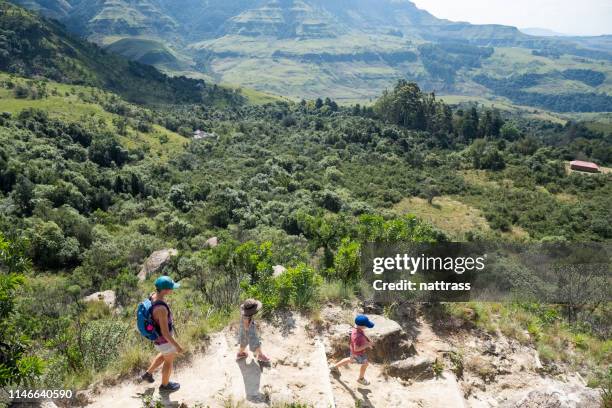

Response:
(12, 175), (34, 216)
(168, 184), (193, 212)
(332, 238), (361, 283)
(461, 107), (479, 140)
(29, 221), (80, 268)
(500, 123), (520, 141)
(424, 179), (441, 205)
(0, 231), (44, 386)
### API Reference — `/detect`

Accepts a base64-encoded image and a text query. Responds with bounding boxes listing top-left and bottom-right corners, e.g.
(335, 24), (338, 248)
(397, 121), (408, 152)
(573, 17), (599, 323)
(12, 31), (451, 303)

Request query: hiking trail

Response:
(82, 305), (600, 408)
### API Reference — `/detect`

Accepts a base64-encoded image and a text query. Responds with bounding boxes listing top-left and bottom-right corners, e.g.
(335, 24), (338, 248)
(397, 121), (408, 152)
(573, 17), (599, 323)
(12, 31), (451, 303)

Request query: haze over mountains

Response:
(10, 0), (612, 110)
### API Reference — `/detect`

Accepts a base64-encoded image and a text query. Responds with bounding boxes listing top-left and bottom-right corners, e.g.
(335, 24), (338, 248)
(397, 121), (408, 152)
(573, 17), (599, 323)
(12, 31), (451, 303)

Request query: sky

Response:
(411, 0), (612, 36)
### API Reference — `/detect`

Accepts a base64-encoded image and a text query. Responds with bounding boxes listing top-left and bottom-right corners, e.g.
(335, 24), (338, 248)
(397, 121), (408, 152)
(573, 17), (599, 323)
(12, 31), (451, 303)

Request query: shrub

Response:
(276, 263), (322, 310)
(81, 319), (129, 371)
(330, 238), (361, 283)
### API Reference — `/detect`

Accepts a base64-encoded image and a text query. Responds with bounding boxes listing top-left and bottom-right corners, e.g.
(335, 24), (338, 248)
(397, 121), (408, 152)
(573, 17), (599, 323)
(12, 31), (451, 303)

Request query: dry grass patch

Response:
(393, 196), (491, 239)
(555, 192), (579, 204)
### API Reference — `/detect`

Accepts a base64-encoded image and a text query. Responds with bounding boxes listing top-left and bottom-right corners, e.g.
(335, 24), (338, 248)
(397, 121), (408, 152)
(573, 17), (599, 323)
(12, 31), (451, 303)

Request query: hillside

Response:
(10, 0), (612, 111)
(0, 0), (242, 106)
(0, 6), (610, 406)
(1, 67), (610, 400)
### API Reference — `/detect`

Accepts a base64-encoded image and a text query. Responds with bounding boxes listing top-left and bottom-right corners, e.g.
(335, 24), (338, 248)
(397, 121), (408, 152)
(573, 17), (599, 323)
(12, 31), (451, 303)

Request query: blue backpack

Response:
(136, 298), (167, 341)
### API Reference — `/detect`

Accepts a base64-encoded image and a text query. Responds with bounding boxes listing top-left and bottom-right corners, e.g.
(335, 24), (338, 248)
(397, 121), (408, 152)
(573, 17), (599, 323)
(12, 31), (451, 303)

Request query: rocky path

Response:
(85, 314), (336, 408)
(83, 306), (601, 408)
(327, 313), (466, 408)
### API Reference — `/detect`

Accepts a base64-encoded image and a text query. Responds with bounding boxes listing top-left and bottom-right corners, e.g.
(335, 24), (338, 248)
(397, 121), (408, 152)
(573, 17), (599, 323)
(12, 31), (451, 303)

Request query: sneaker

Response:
(236, 352), (248, 360)
(257, 353), (270, 363)
(140, 372), (154, 383)
(159, 382), (180, 392)
(357, 378), (370, 386)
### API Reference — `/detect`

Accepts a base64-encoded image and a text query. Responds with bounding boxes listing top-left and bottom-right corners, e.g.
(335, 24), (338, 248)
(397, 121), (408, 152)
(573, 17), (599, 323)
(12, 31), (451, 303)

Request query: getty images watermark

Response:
(361, 242), (611, 303)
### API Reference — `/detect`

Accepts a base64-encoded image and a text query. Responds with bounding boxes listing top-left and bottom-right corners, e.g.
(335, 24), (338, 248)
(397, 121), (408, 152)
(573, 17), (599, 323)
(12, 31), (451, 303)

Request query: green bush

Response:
(276, 263), (322, 310)
(246, 263), (322, 313)
(82, 319), (129, 371)
(330, 238), (361, 283)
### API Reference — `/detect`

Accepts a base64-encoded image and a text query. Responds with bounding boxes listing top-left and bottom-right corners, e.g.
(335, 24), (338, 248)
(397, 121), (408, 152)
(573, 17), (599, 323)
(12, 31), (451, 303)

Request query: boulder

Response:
(513, 388), (601, 408)
(384, 356), (435, 381)
(204, 236), (219, 249)
(326, 314), (415, 363)
(138, 248), (178, 280)
(83, 290), (116, 309)
(273, 265), (287, 277)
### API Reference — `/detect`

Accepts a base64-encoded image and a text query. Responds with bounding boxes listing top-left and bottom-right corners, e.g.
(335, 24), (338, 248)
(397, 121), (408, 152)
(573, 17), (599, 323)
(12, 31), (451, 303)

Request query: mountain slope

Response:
(10, 0), (612, 111)
(0, 0), (241, 105)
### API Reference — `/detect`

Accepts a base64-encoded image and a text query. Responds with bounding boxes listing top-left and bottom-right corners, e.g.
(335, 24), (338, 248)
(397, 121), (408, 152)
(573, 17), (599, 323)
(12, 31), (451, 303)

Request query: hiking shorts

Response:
(155, 342), (177, 355)
(238, 323), (261, 351)
(351, 354), (368, 364)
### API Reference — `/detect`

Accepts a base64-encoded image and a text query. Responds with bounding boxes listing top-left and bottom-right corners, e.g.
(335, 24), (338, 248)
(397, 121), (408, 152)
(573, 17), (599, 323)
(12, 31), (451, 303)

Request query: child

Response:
(236, 298), (270, 363)
(330, 314), (375, 385)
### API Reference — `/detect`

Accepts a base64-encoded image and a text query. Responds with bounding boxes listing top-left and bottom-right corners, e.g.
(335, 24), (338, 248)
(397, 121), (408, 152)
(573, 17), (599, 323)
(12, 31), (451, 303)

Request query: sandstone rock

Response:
(205, 236), (218, 248)
(83, 290), (116, 309)
(503, 382), (601, 408)
(273, 265), (287, 277)
(514, 389), (599, 408)
(384, 356), (435, 381)
(326, 314), (414, 363)
(138, 248), (178, 280)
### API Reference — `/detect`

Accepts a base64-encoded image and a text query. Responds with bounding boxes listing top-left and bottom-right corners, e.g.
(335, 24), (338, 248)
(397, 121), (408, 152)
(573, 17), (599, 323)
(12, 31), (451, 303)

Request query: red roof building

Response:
(570, 160), (600, 173)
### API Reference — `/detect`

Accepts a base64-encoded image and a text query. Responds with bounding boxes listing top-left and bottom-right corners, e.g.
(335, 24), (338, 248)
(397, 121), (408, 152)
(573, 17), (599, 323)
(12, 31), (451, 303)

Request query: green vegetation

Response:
(0, 232), (44, 386)
(0, 1), (242, 106)
(105, 38), (185, 70)
(1, 71), (609, 389)
(474, 73), (612, 112)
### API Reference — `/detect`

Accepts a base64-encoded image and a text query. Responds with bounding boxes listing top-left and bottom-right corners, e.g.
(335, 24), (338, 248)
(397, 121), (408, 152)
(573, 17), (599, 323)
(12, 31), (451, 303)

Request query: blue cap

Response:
(155, 276), (180, 291)
(355, 314), (375, 328)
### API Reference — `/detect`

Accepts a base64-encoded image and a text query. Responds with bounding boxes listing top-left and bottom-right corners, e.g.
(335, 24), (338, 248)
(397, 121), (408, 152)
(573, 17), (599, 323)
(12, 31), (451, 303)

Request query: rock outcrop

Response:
(204, 236), (218, 249)
(511, 386), (601, 408)
(82, 290), (116, 309)
(137, 248), (177, 280)
(273, 264), (287, 277)
(326, 314), (415, 363)
(384, 356), (435, 381)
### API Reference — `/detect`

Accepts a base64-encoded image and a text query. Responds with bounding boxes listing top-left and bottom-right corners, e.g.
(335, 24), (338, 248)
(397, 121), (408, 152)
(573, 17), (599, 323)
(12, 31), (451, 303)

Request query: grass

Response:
(187, 31), (612, 106)
(221, 83), (288, 106)
(319, 280), (356, 304)
(392, 196), (492, 240)
(440, 301), (612, 385)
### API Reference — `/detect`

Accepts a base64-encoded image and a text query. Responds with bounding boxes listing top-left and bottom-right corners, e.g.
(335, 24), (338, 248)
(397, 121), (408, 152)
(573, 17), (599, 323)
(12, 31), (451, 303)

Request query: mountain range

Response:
(8, 0), (612, 111)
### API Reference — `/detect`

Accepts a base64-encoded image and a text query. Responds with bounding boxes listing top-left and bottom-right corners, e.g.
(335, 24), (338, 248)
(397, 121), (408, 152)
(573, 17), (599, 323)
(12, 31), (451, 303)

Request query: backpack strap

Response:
(150, 300), (172, 334)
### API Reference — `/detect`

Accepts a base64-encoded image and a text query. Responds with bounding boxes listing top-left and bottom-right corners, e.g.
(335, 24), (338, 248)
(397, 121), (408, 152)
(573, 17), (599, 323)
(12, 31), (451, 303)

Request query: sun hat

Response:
(154, 275), (180, 291)
(240, 298), (263, 316)
(355, 314), (375, 328)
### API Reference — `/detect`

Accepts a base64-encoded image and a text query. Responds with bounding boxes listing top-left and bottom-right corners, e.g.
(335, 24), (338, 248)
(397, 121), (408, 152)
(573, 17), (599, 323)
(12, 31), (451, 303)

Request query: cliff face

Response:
(10, 0), (612, 113)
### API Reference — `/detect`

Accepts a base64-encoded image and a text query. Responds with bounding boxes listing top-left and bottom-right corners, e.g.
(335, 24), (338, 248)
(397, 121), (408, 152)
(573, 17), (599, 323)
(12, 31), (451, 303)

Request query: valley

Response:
(9, 0), (612, 110)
